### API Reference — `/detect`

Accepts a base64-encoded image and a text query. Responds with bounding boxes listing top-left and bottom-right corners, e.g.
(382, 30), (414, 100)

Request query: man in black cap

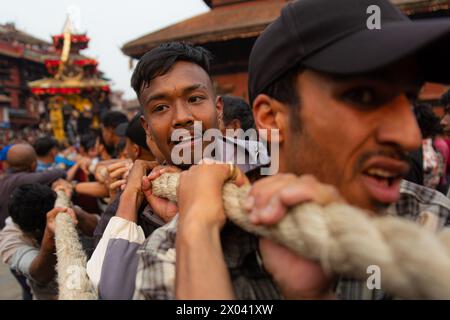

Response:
(172, 0), (450, 300)
(114, 112), (156, 162)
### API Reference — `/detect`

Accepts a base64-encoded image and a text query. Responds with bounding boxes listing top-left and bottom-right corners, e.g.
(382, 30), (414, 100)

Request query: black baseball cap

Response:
(115, 112), (150, 151)
(249, 0), (450, 103)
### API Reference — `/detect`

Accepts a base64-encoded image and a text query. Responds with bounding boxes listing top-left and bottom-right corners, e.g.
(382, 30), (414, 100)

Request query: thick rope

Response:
(152, 173), (450, 299)
(54, 191), (98, 300)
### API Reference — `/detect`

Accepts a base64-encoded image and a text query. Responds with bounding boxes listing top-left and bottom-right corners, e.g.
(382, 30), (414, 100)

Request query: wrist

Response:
(123, 181), (142, 196)
(185, 207), (225, 227)
(178, 218), (222, 249)
(121, 187), (140, 203)
(116, 189), (140, 222)
(41, 228), (56, 252)
(179, 208), (224, 236)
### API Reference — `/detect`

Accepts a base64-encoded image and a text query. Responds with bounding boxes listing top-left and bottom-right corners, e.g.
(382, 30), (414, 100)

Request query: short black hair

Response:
(260, 64), (303, 109)
(441, 89), (450, 108)
(101, 111), (128, 129)
(413, 103), (443, 138)
(96, 131), (116, 157)
(222, 95), (255, 131)
(260, 64), (304, 132)
(131, 42), (212, 99)
(80, 132), (97, 151)
(8, 184), (56, 243)
(33, 136), (58, 157)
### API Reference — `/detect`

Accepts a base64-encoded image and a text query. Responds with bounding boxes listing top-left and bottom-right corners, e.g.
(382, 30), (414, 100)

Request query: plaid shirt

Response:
(133, 179), (450, 300)
(133, 215), (281, 300)
(336, 179), (450, 300)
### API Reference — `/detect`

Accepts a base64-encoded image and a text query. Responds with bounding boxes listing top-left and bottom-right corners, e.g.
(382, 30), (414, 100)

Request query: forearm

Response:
(22, 169), (66, 185)
(65, 162), (80, 182)
(75, 182), (109, 198)
(76, 210), (99, 236)
(176, 219), (235, 300)
(116, 189), (141, 222)
(29, 229), (57, 284)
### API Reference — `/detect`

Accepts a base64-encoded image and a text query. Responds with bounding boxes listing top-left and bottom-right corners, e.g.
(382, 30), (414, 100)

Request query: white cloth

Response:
(0, 217), (37, 264)
(0, 217), (57, 299)
(86, 216), (145, 291)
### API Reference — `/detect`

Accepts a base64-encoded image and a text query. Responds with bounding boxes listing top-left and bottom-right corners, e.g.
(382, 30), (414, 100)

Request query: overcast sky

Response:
(1, 0), (209, 100)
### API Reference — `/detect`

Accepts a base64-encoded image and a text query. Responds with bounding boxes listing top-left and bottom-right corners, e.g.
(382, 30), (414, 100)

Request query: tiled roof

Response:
(122, 0), (450, 58)
(122, 0), (287, 57)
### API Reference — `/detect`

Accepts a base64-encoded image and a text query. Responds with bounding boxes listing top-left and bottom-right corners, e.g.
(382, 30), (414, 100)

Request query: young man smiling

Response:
(87, 42), (268, 299)
(135, 50), (219, 167)
(134, 43), (267, 169)
(167, 0), (450, 300)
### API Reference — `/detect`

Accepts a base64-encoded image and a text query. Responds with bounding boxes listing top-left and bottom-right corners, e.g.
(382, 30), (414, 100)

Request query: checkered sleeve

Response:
(133, 215), (178, 300)
(335, 180), (450, 300)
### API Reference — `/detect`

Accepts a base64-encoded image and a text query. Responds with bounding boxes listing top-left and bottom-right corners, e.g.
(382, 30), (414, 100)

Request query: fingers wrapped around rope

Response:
(151, 172), (450, 299)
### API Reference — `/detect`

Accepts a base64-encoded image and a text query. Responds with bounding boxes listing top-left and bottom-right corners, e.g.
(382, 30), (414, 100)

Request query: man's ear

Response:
(30, 159), (37, 172)
(133, 143), (141, 159)
(252, 94), (287, 144)
(216, 95), (224, 115)
(140, 115), (154, 141)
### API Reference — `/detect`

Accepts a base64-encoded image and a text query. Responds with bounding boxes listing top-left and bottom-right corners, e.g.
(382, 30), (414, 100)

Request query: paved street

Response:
(0, 262), (21, 300)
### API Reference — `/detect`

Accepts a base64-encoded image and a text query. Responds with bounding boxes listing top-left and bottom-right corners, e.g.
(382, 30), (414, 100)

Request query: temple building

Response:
(29, 18), (111, 143)
(122, 0), (450, 102)
(0, 23), (51, 134)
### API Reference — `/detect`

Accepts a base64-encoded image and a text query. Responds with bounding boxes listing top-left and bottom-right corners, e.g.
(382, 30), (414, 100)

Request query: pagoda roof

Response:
(122, 0), (285, 58)
(0, 23), (52, 63)
(0, 23), (50, 47)
(52, 34), (90, 50)
(122, 0), (450, 58)
(394, 0), (450, 14)
(29, 77), (109, 95)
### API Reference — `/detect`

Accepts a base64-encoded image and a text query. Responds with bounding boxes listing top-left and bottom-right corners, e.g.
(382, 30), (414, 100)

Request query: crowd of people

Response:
(1, 0), (450, 300)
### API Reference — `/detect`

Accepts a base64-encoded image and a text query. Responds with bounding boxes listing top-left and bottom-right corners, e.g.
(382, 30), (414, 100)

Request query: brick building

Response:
(122, 0), (450, 101)
(0, 23), (51, 133)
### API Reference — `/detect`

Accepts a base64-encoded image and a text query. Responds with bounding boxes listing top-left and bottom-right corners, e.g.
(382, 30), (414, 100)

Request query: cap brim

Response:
(114, 123), (128, 137)
(302, 19), (450, 83)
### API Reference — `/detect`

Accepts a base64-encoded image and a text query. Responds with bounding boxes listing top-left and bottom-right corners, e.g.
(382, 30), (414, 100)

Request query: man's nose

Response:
(376, 94), (422, 152)
(172, 102), (194, 129)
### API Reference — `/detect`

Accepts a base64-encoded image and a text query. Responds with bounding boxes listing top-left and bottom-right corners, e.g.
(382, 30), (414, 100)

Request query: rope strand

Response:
(152, 172), (450, 299)
(54, 190), (97, 300)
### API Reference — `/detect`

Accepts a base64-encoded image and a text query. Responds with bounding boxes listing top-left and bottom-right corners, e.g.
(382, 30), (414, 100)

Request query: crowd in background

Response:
(1, 0), (450, 301)
(0, 95), (253, 300)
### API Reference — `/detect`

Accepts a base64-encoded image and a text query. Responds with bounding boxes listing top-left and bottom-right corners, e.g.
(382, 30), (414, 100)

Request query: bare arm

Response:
(29, 207), (77, 284)
(28, 228), (57, 285)
(116, 160), (156, 222)
(75, 182), (109, 198)
(65, 161), (81, 182)
(19, 169), (66, 186)
(176, 214), (235, 300)
(73, 206), (99, 237)
(174, 163), (248, 299)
